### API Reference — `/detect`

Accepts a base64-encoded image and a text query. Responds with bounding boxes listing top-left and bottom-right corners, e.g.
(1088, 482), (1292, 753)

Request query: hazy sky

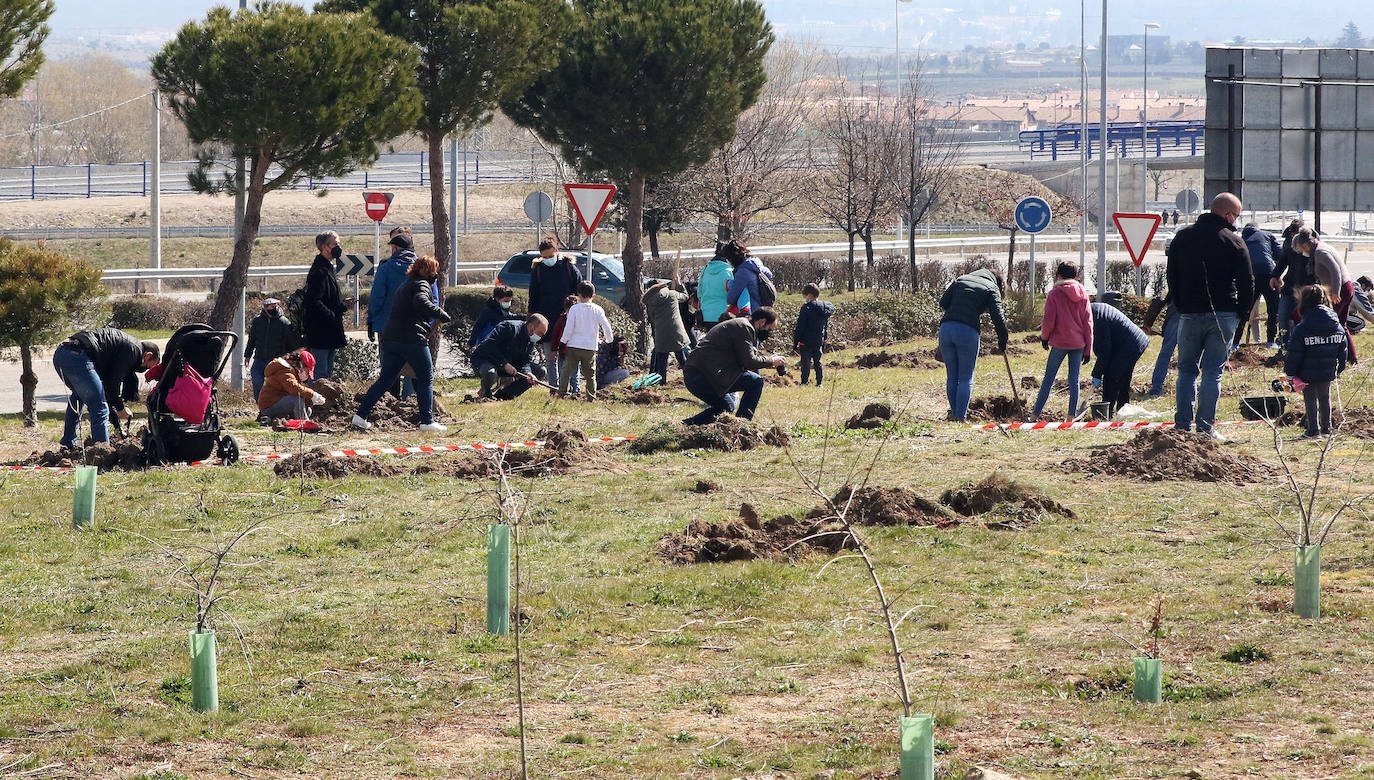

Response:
(46, 0), (1374, 51)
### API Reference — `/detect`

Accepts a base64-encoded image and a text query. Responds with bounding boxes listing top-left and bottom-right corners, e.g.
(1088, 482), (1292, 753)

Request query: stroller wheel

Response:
(142, 430), (167, 468)
(218, 434), (240, 466)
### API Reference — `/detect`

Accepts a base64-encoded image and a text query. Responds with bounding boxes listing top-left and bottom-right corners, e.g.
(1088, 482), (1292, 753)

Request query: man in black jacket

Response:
(1271, 219), (1308, 345)
(471, 314), (549, 401)
(302, 231), (353, 380)
(244, 297), (300, 400)
(1164, 192), (1254, 438)
(52, 328), (160, 448)
(682, 308), (786, 425)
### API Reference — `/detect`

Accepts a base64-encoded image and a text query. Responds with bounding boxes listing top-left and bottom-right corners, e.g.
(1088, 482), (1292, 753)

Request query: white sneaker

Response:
(418, 422), (447, 433)
(351, 414), (372, 431)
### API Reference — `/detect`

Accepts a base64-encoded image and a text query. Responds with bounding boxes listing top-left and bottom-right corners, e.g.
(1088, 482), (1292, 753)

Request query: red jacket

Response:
(1040, 279), (1093, 353)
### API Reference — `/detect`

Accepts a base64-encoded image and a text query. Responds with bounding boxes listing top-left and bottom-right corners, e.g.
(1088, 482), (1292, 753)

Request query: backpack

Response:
(750, 260), (777, 307)
(285, 287), (307, 329)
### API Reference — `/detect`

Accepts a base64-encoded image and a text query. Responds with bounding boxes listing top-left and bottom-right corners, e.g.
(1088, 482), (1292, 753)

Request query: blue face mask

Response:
(529, 332), (541, 343)
(499, 300), (512, 310)
(542, 256), (557, 267)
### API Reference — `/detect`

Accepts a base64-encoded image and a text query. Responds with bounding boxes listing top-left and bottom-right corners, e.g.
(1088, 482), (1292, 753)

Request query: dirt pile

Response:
(629, 418), (791, 455)
(24, 435), (146, 471)
(935, 473), (1075, 530)
(1062, 428), (1276, 483)
(611, 386), (683, 405)
(308, 381), (453, 431)
(766, 372), (799, 387)
(845, 403), (894, 430)
(853, 350), (939, 370)
(692, 480), (722, 494)
(1226, 346), (1283, 369)
(966, 395), (1027, 423)
(827, 485), (957, 527)
(1337, 407), (1374, 439)
(273, 447), (405, 479)
(656, 502), (853, 564)
(1021, 375), (1040, 390)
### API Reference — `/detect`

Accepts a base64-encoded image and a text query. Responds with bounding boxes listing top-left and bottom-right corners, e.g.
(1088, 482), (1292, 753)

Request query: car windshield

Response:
(593, 254), (623, 277)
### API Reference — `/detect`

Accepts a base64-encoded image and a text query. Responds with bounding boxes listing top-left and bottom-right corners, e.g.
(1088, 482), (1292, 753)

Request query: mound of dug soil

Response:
(1062, 428), (1276, 483)
(940, 473), (1076, 520)
(692, 480), (722, 493)
(853, 350), (939, 370)
(274, 447), (406, 479)
(966, 395), (1027, 422)
(656, 502), (853, 564)
(1337, 407), (1374, 439)
(309, 380), (453, 431)
(766, 372), (799, 387)
(1227, 346), (1283, 369)
(828, 485), (957, 527)
(24, 435), (146, 471)
(845, 403), (894, 430)
(611, 386), (685, 405)
(629, 418), (791, 455)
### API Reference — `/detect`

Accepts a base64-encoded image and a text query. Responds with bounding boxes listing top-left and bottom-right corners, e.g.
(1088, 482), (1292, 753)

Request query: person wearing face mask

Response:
(1292, 229), (1357, 364)
(681, 306), (786, 425)
(1271, 219), (1309, 345)
(243, 296), (301, 400)
(470, 314), (550, 401)
(527, 237), (583, 390)
(302, 230), (354, 380)
(469, 284), (523, 350)
(1164, 192), (1254, 440)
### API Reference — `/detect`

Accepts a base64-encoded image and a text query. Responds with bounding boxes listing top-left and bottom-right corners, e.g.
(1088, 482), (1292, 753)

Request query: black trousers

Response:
(1100, 359), (1140, 415)
(1234, 274), (1281, 345)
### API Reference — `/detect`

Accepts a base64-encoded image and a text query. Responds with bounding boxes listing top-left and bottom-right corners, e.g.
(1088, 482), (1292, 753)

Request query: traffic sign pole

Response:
(1029, 234), (1036, 301)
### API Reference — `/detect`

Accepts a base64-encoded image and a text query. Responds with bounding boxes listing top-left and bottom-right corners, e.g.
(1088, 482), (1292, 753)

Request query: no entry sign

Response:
(363, 191), (394, 222)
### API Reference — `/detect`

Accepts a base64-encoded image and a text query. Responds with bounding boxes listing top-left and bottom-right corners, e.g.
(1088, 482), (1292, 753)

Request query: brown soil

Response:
(1226, 346), (1284, 369)
(966, 395), (1028, 422)
(611, 386), (684, 405)
(628, 417), (791, 455)
(828, 485), (957, 527)
(765, 372), (799, 387)
(23, 434), (146, 471)
(940, 473), (1076, 530)
(853, 350), (939, 370)
(1020, 375), (1040, 389)
(274, 447), (406, 479)
(1062, 428), (1277, 483)
(1337, 407), (1374, 439)
(692, 480), (722, 494)
(655, 502), (854, 564)
(845, 402), (894, 430)
(309, 380), (453, 431)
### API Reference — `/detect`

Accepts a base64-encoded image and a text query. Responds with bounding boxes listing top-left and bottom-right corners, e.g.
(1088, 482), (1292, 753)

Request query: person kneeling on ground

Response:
(258, 349), (325, 422)
(471, 314), (549, 401)
(597, 335), (630, 389)
(1285, 285), (1348, 439)
(52, 328), (160, 448)
(469, 284), (523, 350)
(352, 255), (451, 432)
(681, 308), (786, 425)
(1031, 261), (1093, 420)
(793, 283), (834, 387)
(1089, 301), (1150, 418)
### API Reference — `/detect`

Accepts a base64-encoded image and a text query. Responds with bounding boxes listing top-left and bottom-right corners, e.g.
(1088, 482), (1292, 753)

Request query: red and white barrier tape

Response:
(8, 436), (638, 473)
(971, 419), (1264, 431)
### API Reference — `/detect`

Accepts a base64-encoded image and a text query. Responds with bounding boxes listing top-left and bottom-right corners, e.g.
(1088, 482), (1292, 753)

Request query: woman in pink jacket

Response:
(1031, 261), (1094, 419)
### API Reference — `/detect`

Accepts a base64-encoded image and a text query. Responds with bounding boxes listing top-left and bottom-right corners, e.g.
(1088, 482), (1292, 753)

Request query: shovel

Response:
(1001, 350), (1024, 412)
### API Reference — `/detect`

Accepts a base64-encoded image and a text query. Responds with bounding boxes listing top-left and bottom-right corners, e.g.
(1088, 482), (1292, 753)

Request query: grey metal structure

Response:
(1206, 46), (1374, 231)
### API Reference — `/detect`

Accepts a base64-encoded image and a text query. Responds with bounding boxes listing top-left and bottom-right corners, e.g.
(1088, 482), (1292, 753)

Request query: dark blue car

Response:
(494, 250), (626, 306)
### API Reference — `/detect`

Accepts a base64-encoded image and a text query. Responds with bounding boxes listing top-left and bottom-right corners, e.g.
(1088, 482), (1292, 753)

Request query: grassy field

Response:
(2, 327), (1374, 779)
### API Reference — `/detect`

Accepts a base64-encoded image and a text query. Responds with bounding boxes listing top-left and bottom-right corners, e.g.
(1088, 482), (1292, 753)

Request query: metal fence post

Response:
(87, 164), (92, 198)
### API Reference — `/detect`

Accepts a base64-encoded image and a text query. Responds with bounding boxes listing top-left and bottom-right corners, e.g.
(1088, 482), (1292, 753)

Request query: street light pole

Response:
(1142, 22), (1159, 214)
(1096, 0), (1109, 293)
(1079, 0), (1088, 273)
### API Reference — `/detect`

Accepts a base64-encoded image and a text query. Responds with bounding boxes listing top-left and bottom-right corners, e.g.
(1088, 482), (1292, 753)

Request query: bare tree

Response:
(689, 39), (823, 243)
(886, 63), (963, 290)
(804, 64), (893, 291)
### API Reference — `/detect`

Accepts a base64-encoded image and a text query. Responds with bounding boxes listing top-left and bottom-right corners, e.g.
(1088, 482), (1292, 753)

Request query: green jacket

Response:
(939, 269), (1008, 350)
(645, 285), (691, 353)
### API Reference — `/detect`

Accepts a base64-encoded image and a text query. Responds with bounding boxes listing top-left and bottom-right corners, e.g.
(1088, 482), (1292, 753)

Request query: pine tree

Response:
(0, 0), (53, 98)
(152, 3), (421, 329)
(1337, 21), (1365, 49)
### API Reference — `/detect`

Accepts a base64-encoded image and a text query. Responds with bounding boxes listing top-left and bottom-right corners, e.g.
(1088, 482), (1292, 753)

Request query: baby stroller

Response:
(143, 323), (241, 466)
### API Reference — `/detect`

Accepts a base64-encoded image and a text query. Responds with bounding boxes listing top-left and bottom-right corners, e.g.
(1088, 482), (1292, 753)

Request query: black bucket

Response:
(1240, 395), (1287, 420)
(1090, 402), (1114, 421)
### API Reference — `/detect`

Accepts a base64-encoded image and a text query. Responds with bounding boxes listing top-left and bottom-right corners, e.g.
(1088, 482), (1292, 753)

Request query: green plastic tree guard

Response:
(900, 714), (934, 780)
(72, 465), (97, 528)
(1132, 657), (1162, 703)
(1294, 544), (1321, 619)
(189, 629), (218, 713)
(487, 524), (510, 636)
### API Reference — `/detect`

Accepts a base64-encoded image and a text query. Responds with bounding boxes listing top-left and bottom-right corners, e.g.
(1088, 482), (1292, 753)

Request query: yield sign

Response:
(363, 191), (394, 222)
(1112, 212), (1163, 267)
(564, 183), (617, 235)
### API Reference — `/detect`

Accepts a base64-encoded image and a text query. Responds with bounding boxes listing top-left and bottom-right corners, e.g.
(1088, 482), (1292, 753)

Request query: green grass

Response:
(2, 327), (1373, 778)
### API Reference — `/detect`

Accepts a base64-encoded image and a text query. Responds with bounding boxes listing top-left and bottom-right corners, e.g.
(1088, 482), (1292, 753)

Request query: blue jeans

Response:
(541, 341), (561, 389)
(1031, 347), (1083, 418)
(938, 321), (980, 420)
(1175, 312), (1237, 433)
(53, 345), (110, 448)
(356, 341), (434, 425)
(683, 366), (765, 425)
(308, 347), (336, 381)
(250, 357), (268, 400)
(1149, 313), (1179, 396)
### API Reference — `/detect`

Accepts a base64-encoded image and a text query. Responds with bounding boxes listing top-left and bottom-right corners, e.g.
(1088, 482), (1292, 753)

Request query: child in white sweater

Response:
(558, 281), (615, 399)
